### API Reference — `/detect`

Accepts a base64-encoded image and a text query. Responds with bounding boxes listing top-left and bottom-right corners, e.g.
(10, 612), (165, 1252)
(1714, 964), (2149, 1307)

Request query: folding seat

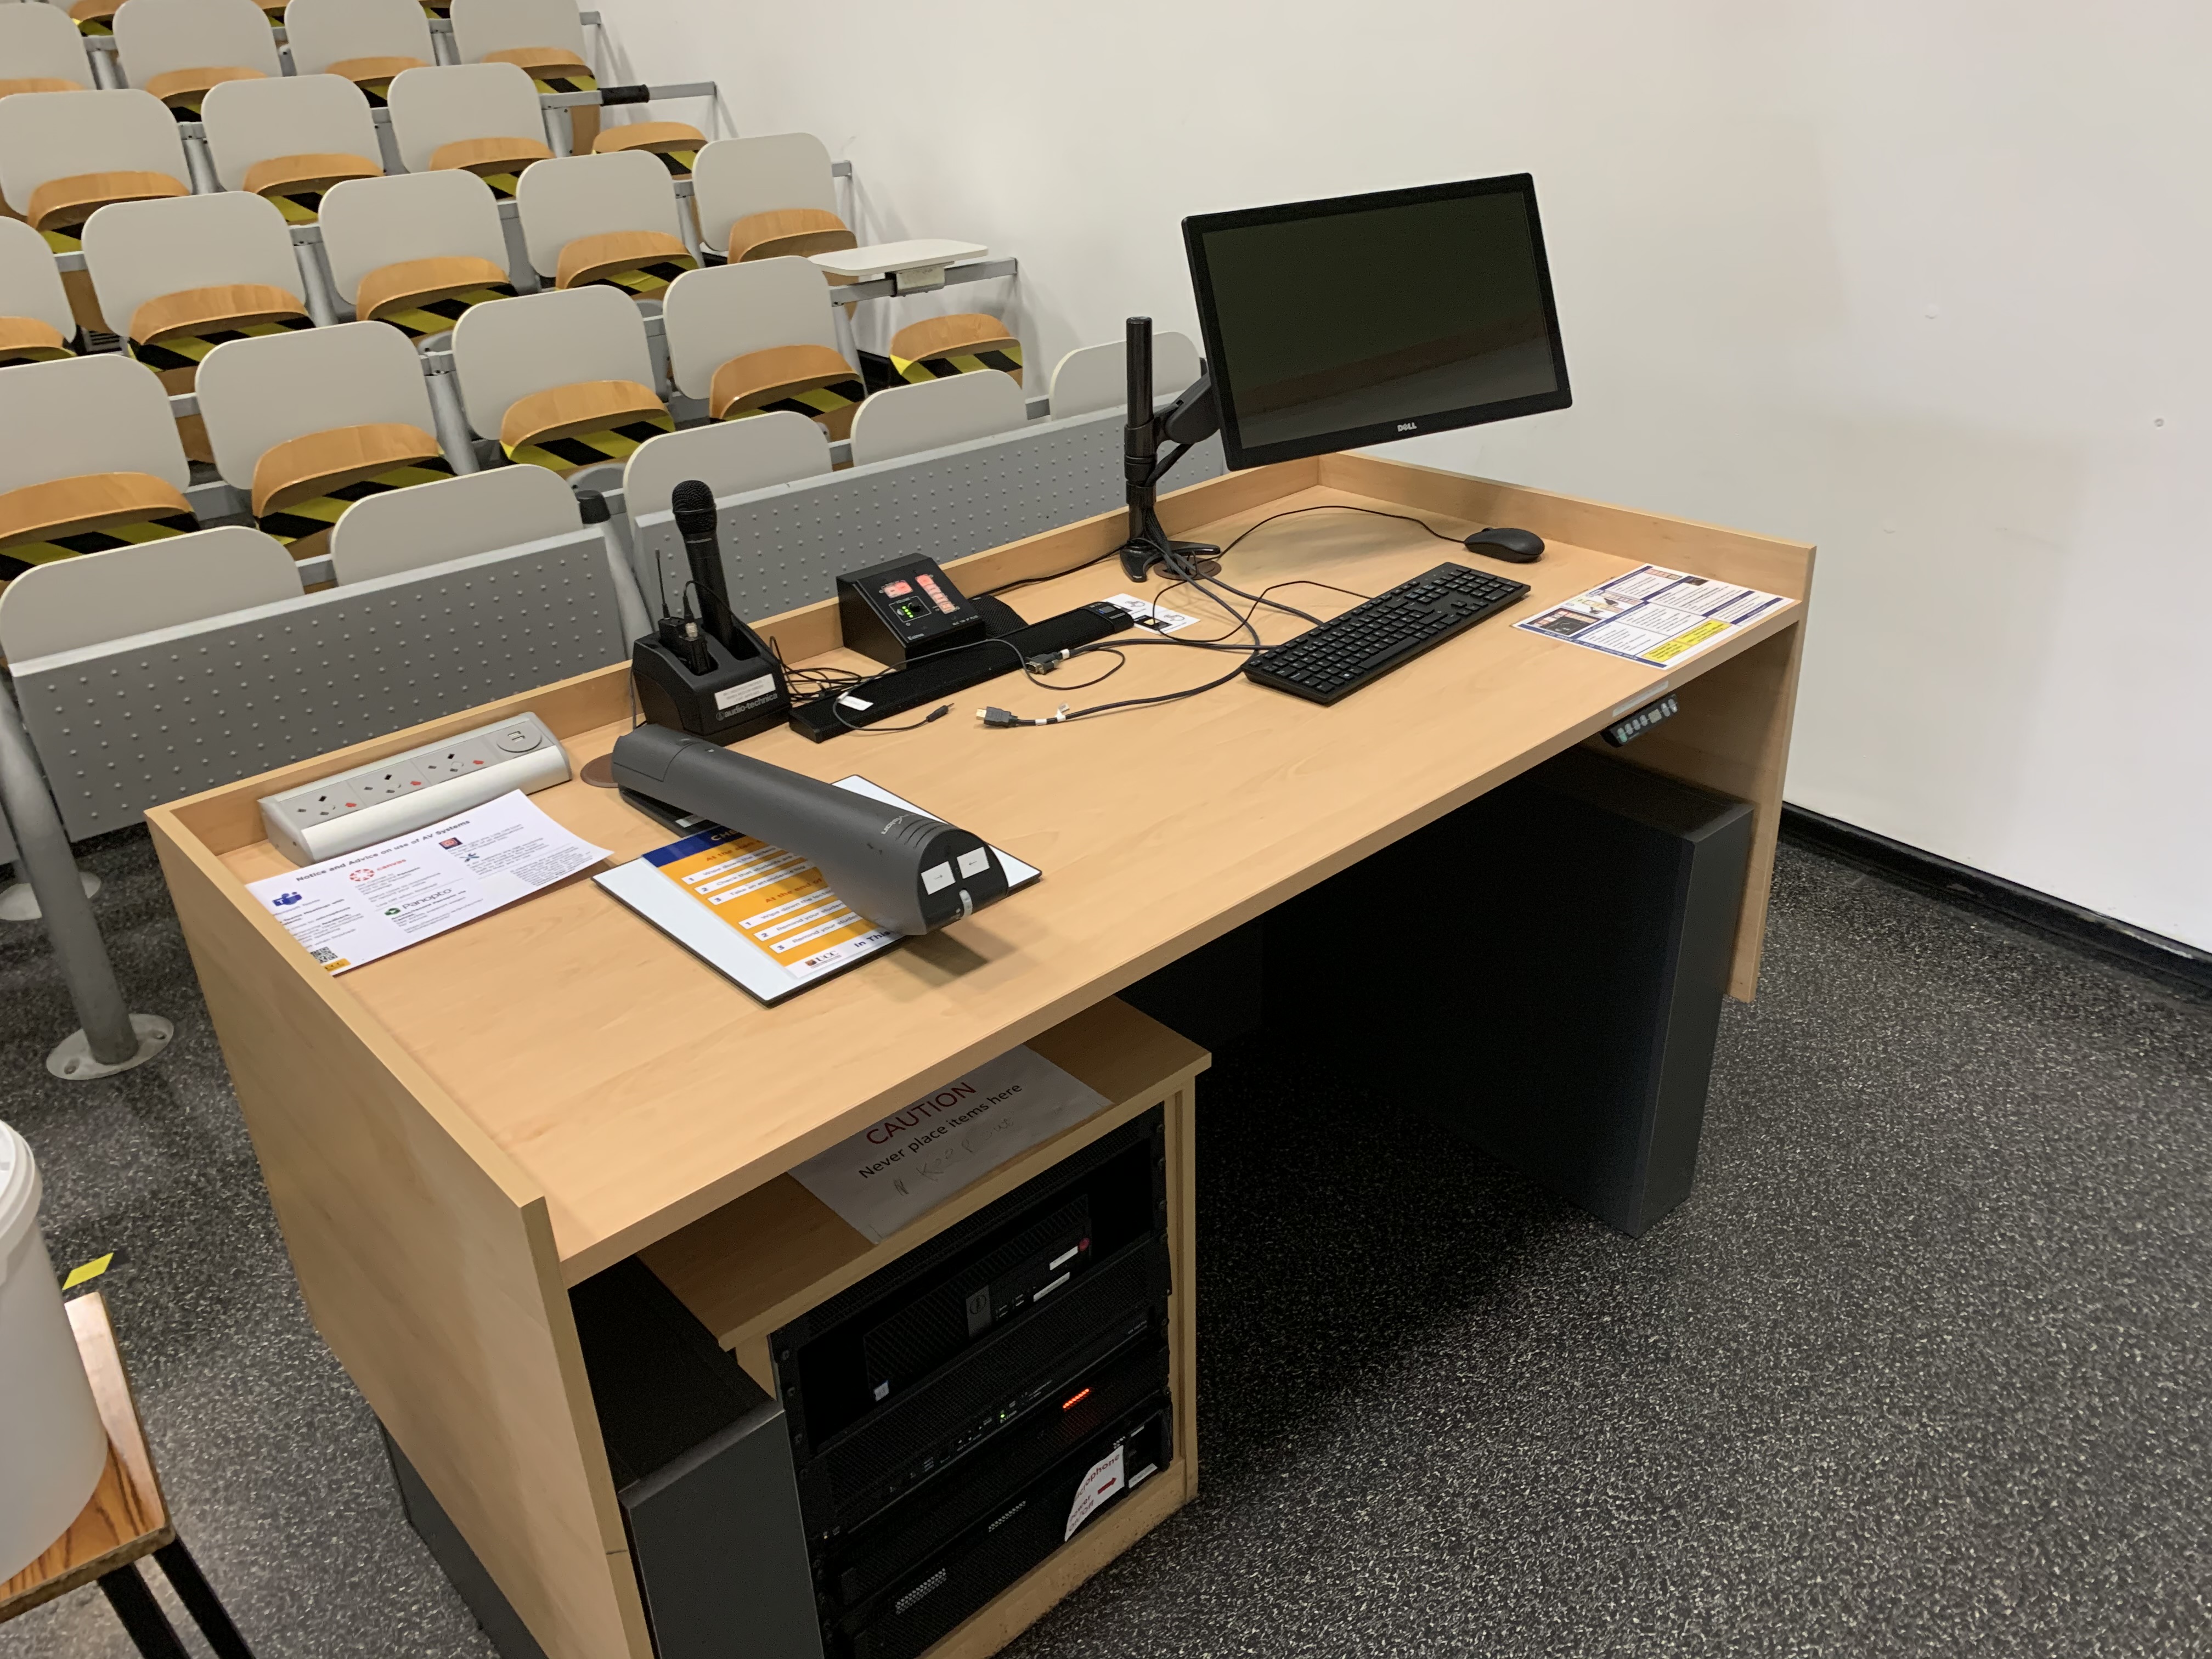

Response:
(108, 0), (282, 118)
(66, 0), (280, 40)
(448, 0), (607, 153)
(0, 353), (198, 594)
(328, 463), (578, 582)
(80, 191), (313, 400)
(1048, 331), (1200, 419)
(385, 61), (552, 200)
(845, 369), (1025, 468)
(280, 0), (436, 108)
(623, 413), (830, 523)
(317, 170), (516, 342)
(449, 284), (672, 473)
(0, 4), (97, 98)
(512, 150), (695, 301)
(0, 524), (298, 659)
(200, 75), (385, 224)
(0, 89), (189, 259)
(0, 219), (82, 365)
(195, 319), (457, 561)
(690, 132), (857, 267)
(887, 313), (1023, 388)
(690, 133), (1020, 387)
(660, 257), (864, 438)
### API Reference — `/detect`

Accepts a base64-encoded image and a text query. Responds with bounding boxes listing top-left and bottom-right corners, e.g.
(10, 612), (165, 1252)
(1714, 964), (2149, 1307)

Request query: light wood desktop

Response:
(148, 452), (1814, 1659)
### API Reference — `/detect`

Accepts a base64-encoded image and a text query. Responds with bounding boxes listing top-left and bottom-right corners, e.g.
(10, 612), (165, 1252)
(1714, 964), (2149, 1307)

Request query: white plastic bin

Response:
(0, 1120), (108, 1582)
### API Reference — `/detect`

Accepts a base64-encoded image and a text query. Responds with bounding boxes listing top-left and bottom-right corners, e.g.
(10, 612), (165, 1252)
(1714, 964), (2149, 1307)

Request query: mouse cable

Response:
(1212, 502), (1466, 561)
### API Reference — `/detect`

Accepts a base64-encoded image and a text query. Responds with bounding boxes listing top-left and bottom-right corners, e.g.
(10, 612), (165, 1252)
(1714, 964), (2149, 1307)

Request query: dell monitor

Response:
(1183, 174), (1572, 471)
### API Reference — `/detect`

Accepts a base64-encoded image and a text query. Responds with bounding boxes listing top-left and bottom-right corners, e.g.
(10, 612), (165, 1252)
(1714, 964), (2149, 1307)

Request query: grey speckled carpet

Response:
(1, 830), (2205, 1659)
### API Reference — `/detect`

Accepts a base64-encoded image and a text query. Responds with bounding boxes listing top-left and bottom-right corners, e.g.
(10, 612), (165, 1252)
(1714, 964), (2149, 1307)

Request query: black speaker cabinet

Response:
(1267, 746), (1753, 1235)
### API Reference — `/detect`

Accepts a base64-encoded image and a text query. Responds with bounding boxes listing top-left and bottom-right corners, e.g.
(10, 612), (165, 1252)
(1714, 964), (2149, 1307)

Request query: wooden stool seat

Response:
(0, 1293), (258, 1659)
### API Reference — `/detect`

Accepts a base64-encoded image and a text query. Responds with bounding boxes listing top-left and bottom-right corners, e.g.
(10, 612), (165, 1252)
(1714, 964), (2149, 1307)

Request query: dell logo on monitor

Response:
(1397, 421), (1418, 432)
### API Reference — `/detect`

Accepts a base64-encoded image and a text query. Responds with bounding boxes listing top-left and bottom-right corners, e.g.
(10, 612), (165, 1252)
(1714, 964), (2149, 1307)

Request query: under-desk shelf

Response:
(642, 997), (1207, 1386)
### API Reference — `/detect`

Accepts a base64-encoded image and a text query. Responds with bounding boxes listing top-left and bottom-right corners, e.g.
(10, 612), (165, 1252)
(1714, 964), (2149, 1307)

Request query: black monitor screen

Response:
(1183, 176), (1571, 470)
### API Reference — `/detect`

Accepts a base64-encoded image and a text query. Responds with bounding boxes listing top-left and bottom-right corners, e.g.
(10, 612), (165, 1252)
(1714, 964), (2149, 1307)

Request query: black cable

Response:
(1214, 503), (1464, 561)
(977, 546), (1121, 600)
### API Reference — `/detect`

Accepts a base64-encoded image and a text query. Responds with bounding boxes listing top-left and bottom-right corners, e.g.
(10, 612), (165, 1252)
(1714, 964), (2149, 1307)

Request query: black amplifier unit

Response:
(774, 1109), (1170, 1540)
(834, 1396), (1172, 1659)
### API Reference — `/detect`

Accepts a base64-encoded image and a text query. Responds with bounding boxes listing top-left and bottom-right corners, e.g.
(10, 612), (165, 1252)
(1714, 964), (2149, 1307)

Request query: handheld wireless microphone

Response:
(629, 479), (792, 744)
(672, 478), (742, 653)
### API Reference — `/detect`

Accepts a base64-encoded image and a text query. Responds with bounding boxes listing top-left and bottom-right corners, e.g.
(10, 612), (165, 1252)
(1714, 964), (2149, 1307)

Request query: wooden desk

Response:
(148, 453), (1813, 1659)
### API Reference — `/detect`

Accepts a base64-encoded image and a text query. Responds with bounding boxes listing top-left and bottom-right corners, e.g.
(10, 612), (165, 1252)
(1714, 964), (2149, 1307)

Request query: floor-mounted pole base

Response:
(48, 1013), (174, 1081)
(0, 868), (100, 921)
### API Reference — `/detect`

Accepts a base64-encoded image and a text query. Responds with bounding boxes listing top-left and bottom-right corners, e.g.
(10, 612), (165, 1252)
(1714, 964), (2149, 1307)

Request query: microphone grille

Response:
(670, 478), (716, 538)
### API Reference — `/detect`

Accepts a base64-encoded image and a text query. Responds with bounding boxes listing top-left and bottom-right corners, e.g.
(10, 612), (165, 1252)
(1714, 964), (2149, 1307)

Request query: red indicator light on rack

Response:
(1061, 1387), (1092, 1411)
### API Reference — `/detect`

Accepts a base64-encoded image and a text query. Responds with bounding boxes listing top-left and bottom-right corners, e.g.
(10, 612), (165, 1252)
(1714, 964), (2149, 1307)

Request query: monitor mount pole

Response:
(1115, 315), (1221, 582)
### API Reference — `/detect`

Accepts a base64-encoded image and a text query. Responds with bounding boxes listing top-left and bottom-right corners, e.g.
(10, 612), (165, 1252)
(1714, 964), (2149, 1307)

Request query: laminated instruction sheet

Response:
(1516, 564), (1790, 667)
(594, 777), (1040, 1006)
(788, 1045), (1113, 1243)
(247, 791), (609, 974)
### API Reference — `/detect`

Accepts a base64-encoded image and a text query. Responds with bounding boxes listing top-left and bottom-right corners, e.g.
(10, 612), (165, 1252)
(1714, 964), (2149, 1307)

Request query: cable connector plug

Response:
(977, 704), (1072, 728)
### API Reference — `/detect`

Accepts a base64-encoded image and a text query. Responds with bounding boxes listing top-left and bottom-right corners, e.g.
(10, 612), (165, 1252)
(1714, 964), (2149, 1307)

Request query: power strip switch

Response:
(259, 714), (572, 866)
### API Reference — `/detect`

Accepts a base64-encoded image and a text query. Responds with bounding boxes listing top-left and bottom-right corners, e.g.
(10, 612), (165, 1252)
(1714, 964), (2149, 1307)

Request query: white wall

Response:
(597, 0), (2212, 950)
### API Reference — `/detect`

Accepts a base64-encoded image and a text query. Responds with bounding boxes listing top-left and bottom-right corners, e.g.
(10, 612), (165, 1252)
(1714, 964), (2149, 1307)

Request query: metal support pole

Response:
(289, 227), (343, 326)
(87, 44), (123, 89)
(99, 1565), (193, 1659)
(153, 1541), (259, 1659)
(0, 681), (170, 1078)
(419, 350), (482, 475)
(180, 131), (222, 195)
(577, 489), (653, 652)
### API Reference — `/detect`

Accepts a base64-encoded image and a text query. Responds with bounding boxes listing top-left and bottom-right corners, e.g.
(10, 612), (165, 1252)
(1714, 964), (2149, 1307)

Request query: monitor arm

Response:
(1116, 316), (1222, 582)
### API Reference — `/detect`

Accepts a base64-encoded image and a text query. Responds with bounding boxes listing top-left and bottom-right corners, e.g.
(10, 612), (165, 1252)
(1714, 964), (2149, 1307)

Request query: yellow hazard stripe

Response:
(63, 1252), (115, 1291)
(890, 343), (1026, 385)
(505, 415), (674, 474)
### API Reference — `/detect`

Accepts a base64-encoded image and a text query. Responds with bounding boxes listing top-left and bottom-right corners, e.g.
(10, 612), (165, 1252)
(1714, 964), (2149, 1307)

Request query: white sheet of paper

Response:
(1064, 1442), (1127, 1541)
(1102, 592), (1202, 634)
(248, 791), (607, 974)
(789, 1046), (1112, 1243)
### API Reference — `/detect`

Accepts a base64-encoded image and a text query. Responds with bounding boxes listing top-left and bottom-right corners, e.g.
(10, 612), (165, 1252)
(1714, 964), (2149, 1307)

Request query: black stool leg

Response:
(153, 1539), (258, 1659)
(98, 1564), (191, 1659)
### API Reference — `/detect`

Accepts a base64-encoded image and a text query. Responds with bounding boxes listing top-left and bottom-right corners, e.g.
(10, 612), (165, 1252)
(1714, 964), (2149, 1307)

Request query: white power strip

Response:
(259, 713), (572, 866)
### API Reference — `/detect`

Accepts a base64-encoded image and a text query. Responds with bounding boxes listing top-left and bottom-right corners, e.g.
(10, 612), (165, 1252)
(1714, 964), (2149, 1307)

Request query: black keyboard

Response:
(1243, 562), (1531, 704)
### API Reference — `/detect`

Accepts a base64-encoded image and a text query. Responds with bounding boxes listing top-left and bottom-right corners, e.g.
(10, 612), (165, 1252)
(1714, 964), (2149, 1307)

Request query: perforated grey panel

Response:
(636, 410), (1227, 624)
(14, 533), (622, 842)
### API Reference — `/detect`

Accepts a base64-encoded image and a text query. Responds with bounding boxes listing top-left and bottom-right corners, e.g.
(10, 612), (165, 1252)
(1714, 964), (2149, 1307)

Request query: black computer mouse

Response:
(1464, 526), (1544, 563)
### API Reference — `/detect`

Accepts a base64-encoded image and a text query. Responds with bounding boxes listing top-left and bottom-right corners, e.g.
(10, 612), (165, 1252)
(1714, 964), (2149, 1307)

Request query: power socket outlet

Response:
(259, 713), (572, 866)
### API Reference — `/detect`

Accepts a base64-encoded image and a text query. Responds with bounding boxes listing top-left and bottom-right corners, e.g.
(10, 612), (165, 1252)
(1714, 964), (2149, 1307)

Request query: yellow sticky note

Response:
(62, 1252), (115, 1291)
